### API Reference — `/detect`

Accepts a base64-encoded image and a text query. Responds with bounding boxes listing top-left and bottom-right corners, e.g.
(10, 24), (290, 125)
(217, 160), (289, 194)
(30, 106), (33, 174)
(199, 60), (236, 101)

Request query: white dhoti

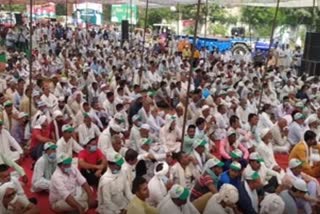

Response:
(51, 187), (88, 212)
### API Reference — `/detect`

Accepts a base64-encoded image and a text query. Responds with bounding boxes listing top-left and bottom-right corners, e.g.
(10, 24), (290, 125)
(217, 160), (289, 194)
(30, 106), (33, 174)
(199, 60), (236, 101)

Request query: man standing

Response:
(49, 154), (97, 213)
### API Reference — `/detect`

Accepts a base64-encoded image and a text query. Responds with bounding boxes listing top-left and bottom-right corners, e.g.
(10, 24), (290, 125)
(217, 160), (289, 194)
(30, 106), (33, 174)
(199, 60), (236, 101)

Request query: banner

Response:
(73, 3), (103, 25)
(111, 4), (138, 25)
(27, 2), (56, 19)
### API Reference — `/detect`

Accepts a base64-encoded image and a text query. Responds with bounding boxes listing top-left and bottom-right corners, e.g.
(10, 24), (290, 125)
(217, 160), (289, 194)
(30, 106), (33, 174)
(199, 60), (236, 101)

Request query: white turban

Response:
(215, 184), (239, 204)
(53, 110), (63, 120)
(154, 162), (169, 176)
(260, 194), (285, 214)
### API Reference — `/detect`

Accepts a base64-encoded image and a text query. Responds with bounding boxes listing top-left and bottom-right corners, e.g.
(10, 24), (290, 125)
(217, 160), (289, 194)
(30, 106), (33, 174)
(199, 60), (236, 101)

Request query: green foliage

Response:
(137, 7), (176, 28)
(209, 23), (227, 36)
(103, 4), (112, 22)
(241, 6), (320, 37)
(56, 4), (66, 16)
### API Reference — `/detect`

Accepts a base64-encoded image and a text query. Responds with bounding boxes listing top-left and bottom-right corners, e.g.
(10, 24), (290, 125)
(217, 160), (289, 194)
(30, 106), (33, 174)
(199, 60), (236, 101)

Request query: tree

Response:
(56, 4), (67, 16)
(1, 4), (25, 13)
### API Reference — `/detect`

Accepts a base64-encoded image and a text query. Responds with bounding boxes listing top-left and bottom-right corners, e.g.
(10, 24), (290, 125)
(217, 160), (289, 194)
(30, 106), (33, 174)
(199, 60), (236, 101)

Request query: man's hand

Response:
(272, 165), (281, 172)
(88, 197), (97, 209)
(95, 169), (102, 177)
(147, 154), (155, 160)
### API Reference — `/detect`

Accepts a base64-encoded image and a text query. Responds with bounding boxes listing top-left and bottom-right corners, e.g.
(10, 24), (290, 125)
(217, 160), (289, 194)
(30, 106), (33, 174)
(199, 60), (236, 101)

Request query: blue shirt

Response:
(218, 170), (241, 190)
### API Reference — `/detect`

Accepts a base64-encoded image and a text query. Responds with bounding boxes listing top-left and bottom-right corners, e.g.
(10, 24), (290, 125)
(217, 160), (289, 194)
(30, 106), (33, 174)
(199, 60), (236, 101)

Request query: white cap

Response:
(293, 178), (308, 192)
(205, 158), (224, 169)
(244, 169), (260, 180)
(61, 124), (74, 132)
(107, 152), (124, 166)
(306, 114), (318, 125)
(260, 128), (270, 139)
(288, 158), (303, 169)
(249, 152), (263, 162)
(140, 124), (150, 130)
(37, 101), (47, 108)
(100, 83), (107, 89)
(132, 114), (141, 122)
(43, 142), (57, 151)
(169, 185), (190, 201)
(227, 129), (236, 136)
(294, 113), (305, 120)
(109, 121), (123, 132)
(53, 110), (63, 120)
(201, 105), (210, 111)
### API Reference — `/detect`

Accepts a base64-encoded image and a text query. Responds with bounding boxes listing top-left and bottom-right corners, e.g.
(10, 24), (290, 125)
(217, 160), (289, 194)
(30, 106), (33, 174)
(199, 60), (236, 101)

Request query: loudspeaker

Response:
(14, 13), (23, 25)
(303, 32), (320, 61)
(121, 20), (129, 41)
(301, 32), (320, 76)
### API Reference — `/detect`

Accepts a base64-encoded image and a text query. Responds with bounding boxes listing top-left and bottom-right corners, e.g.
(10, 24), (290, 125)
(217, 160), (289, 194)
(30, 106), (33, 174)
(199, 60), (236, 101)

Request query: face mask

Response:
(112, 169), (120, 174)
(89, 145), (97, 152)
(160, 175), (169, 185)
(63, 167), (72, 174)
(48, 153), (57, 162)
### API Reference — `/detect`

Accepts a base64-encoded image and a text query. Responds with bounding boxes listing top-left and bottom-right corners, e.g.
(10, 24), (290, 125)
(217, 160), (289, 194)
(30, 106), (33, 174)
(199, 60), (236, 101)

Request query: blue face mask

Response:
(112, 169), (120, 174)
(63, 167), (72, 174)
(160, 176), (169, 185)
(48, 153), (57, 162)
(89, 145), (97, 152)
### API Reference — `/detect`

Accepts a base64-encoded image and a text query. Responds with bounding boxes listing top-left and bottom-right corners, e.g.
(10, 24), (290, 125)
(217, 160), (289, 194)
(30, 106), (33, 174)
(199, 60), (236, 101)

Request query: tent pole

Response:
(204, 0), (208, 40)
(28, 0), (33, 120)
(130, 0), (133, 48)
(141, 0), (149, 63)
(312, 0), (316, 31)
(180, 0), (202, 149)
(257, 0), (280, 113)
(65, 0), (68, 28)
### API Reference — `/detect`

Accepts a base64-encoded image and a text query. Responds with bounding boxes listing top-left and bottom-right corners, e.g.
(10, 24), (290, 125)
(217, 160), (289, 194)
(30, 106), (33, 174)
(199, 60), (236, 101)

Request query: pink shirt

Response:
(219, 138), (249, 160)
(49, 166), (86, 203)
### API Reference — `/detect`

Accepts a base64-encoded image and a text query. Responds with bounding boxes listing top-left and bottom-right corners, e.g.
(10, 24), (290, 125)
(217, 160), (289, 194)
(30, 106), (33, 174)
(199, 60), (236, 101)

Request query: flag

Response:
(0, 52), (6, 72)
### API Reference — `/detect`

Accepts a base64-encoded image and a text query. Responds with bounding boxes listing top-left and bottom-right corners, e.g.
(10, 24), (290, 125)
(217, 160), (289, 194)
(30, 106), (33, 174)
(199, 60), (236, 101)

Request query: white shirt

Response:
(97, 169), (133, 214)
(77, 123), (101, 146)
(56, 137), (83, 157)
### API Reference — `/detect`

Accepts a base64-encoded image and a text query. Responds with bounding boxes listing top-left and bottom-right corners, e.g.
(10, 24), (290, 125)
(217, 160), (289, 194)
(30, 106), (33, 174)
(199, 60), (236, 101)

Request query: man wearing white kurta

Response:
(31, 142), (57, 192)
(77, 113), (101, 146)
(148, 162), (170, 207)
(158, 184), (199, 214)
(56, 124), (83, 157)
(159, 116), (181, 153)
(97, 152), (133, 214)
(0, 119), (23, 161)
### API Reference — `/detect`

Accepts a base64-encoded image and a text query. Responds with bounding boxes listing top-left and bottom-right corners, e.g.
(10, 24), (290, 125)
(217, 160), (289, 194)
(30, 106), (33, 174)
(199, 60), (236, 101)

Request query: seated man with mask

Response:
(97, 152), (133, 214)
(31, 142), (57, 192)
(49, 154), (97, 213)
(78, 137), (107, 187)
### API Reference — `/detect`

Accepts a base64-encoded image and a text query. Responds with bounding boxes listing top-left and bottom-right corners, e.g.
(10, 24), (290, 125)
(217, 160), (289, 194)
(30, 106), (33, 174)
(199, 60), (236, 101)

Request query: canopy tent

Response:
(1, 0), (318, 8)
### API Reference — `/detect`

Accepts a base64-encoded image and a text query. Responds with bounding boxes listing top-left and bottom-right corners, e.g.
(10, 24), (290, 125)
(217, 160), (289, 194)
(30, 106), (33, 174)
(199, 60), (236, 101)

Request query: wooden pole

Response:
(141, 0), (149, 62)
(257, 0), (280, 113)
(312, 0), (316, 31)
(180, 0), (202, 149)
(204, 0), (208, 40)
(28, 0), (33, 120)
(65, 0), (68, 28)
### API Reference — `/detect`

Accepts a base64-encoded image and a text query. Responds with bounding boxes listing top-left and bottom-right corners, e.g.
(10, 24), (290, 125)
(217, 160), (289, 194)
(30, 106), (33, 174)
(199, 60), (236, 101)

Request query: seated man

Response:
(218, 161), (242, 189)
(49, 154), (97, 213)
(190, 158), (224, 201)
(97, 152), (133, 214)
(78, 137), (107, 187)
(0, 164), (30, 204)
(127, 176), (158, 214)
(280, 179), (314, 214)
(282, 158), (320, 199)
(56, 124), (83, 157)
(0, 182), (39, 214)
(289, 130), (320, 178)
(0, 119), (24, 162)
(237, 170), (263, 214)
(270, 117), (290, 153)
(31, 142), (57, 192)
(243, 152), (281, 194)
(148, 162), (172, 207)
(158, 184), (199, 214)
(122, 149), (139, 190)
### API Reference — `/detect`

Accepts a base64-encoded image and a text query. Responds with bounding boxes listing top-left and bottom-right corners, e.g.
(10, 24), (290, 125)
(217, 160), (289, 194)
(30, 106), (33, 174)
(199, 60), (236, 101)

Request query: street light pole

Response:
(28, 0), (33, 120)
